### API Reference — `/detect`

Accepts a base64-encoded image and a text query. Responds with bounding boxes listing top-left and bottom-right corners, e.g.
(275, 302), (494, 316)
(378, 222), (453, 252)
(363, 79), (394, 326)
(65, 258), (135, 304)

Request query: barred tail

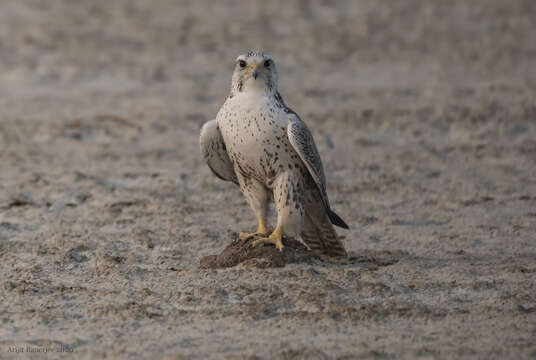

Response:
(301, 212), (347, 258)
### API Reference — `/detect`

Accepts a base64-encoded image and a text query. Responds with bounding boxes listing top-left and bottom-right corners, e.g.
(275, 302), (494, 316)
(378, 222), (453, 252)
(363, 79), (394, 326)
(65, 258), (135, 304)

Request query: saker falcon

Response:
(200, 52), (348, 257)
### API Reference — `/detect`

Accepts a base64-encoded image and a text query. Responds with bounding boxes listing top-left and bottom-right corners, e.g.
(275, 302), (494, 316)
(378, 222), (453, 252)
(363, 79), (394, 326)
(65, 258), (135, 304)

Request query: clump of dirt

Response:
(200, 235), (405, 269)
(200, 236), (316, 269)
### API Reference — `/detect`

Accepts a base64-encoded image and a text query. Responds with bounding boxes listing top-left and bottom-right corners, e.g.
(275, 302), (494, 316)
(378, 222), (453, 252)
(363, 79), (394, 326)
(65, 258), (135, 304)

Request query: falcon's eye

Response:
(239, 60), (246, 68)
(264, 60), (270, 68)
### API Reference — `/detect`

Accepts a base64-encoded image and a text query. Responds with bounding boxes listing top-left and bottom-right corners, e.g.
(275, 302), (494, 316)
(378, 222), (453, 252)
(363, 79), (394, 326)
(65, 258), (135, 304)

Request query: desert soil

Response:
(1, 1), (535, 359)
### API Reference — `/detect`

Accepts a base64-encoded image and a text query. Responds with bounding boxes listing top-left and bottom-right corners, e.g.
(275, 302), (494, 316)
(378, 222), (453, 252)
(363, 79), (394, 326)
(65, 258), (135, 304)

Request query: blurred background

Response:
(1, 1), (535, 103)
(1, 1), (535, 358)
(1, 0), (535, 193)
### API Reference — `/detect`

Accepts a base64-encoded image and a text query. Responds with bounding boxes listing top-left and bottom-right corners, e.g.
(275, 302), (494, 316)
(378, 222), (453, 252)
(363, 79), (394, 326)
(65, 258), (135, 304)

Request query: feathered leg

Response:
(252, 172), (304, 251)
(235, 172), (270, 240)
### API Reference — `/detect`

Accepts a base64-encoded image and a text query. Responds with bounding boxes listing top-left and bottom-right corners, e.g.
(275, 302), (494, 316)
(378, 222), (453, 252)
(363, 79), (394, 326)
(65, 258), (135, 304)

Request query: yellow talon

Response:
(239, 231), (264, 240)
(251, 226), (284, 251)
(239, 219), (268, 240)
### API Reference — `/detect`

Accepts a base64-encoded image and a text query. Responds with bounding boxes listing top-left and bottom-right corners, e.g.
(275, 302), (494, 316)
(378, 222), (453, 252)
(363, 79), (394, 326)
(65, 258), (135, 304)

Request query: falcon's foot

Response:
(239, 220), (269, 240)
(251, 226), (284, 251)
(239, 231), (268, 240)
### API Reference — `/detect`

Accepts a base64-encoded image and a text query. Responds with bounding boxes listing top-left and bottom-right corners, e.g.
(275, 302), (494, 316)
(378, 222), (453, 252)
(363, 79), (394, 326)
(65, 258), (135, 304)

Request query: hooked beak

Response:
(249, 64), (259, 80)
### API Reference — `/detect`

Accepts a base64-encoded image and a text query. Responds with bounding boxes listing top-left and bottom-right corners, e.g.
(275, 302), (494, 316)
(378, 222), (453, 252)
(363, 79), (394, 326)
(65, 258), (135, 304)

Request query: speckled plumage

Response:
(200, 52), (348, 257)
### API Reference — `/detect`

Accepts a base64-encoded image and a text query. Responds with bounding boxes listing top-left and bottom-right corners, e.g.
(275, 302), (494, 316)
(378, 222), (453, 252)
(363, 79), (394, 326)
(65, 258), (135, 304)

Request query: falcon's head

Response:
(231, 52), (278, 95)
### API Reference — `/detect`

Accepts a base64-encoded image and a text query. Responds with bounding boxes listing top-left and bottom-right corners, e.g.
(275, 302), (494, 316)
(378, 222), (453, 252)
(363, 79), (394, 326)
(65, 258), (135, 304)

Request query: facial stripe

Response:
(231, 52), (277, 94)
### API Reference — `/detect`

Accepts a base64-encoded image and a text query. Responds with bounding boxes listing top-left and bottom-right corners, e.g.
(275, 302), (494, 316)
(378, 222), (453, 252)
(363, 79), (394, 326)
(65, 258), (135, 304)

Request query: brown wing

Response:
(287, 115), (348, 229)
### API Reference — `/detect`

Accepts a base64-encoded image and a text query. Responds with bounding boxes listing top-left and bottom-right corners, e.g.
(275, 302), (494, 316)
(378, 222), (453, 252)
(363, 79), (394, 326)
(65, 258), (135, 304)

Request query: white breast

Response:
(216, 92), (291, 181)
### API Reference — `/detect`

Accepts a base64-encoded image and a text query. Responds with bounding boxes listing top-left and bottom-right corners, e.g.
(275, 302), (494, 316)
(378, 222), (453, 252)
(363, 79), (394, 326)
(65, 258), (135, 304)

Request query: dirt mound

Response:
(199, 236), (405, 269)
(200, 236), (315, 268)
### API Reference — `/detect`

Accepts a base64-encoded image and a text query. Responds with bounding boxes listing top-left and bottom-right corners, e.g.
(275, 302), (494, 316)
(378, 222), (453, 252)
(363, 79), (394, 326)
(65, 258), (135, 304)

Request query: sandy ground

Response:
(1, 1), (536, 359)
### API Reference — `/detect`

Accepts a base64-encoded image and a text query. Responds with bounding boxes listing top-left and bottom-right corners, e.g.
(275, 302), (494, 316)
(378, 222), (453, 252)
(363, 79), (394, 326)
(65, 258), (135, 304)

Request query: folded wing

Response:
(287, 115), (349, 229)
(200, 120), (238, 184)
